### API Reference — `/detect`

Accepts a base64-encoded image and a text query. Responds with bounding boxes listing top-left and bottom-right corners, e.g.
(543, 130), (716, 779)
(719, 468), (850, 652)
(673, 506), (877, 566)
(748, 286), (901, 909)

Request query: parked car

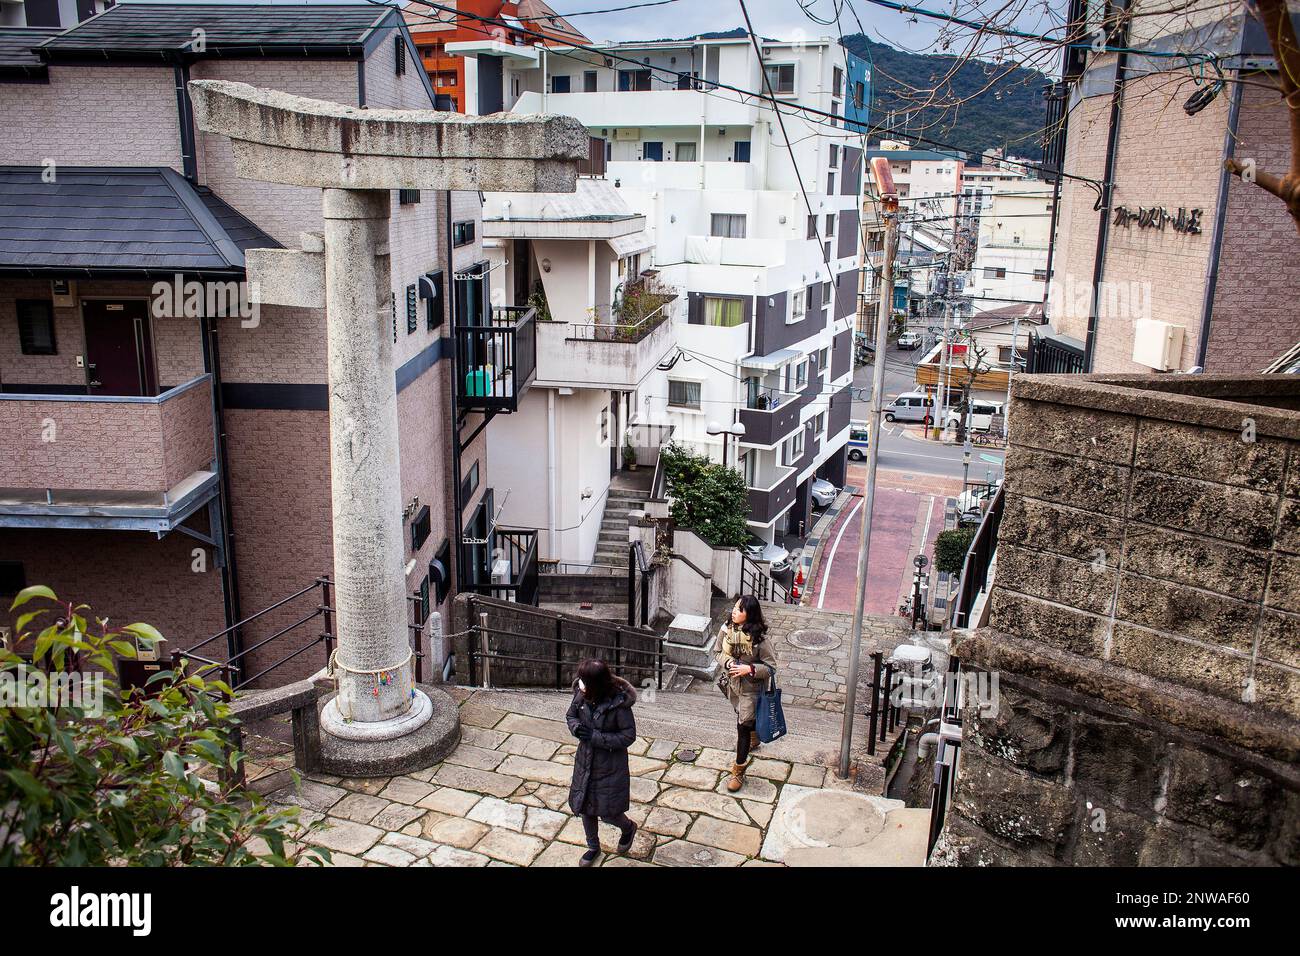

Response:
(743, 535), (792, 574)
(897, 331), (923, 350)
(810, 478), (837, 509)
(884, 391), (934, 423)
(956, 478), (1003, 514)
(847, 420), (870, 460)
(945, 400), (1004, 433)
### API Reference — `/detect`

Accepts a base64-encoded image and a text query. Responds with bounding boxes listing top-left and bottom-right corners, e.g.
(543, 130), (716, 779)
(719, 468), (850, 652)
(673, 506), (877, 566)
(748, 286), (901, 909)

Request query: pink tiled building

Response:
(0, 4), (538, 683)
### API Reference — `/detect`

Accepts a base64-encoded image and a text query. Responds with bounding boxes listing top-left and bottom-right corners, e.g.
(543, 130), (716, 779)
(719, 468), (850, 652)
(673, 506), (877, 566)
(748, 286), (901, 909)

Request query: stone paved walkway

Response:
(249, 684), (927, 867)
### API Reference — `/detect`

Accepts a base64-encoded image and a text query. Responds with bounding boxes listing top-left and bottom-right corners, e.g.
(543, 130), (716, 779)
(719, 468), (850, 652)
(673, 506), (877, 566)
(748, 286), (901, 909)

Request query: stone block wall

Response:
(935, 373), (1300, 866)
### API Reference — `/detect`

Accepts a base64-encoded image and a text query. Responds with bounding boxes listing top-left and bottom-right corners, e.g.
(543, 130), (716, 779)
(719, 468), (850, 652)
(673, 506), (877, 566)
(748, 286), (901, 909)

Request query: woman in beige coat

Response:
(716, 594), (777, 792)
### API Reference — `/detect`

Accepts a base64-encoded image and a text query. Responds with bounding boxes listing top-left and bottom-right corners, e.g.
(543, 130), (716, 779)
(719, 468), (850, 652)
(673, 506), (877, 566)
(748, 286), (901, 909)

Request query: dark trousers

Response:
(581, 812), (633, 850)
(736, 720), (755, 763)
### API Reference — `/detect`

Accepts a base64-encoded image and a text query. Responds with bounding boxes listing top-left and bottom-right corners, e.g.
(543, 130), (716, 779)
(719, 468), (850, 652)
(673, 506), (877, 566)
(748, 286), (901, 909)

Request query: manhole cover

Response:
(787, 629), (841, 652)
(676, 750), (698, 763)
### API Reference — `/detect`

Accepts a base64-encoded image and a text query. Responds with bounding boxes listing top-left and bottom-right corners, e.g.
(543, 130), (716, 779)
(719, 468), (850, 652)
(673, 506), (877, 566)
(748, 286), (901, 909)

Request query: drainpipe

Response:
(200, 314), (242, 655)
(547, 388), (558, 558)
(1196, 76), (1243, 370)
(699, 44), (708, 185)
(1082, 3), (1131, 372)
(447, 190), (466, 593)
(172, 63), (198, 182)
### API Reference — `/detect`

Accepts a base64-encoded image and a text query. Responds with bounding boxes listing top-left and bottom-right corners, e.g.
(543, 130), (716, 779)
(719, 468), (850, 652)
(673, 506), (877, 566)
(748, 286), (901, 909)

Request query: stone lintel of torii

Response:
(187, 80), (587, 775)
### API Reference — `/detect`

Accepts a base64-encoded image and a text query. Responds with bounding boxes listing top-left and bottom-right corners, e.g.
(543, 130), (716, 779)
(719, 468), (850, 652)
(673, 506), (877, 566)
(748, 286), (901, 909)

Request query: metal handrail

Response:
(566, 298), (675, 344)
(948, 484), (1006, 630)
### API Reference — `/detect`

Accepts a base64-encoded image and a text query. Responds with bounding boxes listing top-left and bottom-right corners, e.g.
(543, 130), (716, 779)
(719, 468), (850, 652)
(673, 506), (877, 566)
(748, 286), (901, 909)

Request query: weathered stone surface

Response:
(930, 815), (1055, 867)
(1134, 419), (1285, 492)
(1278, 499), (1300, 554)
(532, 841), (590, 867)
(1265, 556), (1300, 616)
(627, 755), (668, 776)
(743, 800), (775, 827)
(499, 733), (560, 760)
(1071, 716), (1160, 809)
(475, 828), (546, 865)
(646, 739), (679, 761)
(363, 843), (416, 866)
(1123, 530), (1270, 601)
(687, 816), (762, 857)
(1004, 447), (1130, 517)
(423, 815), (490, 850)
(380, 831), (439, 859)
(523, 806), (568, 841)
(1164, 748), (1279, 851)
(305, 819), (384, 855)
(1253, 660), (1300, 721)
(445, 744), (508, 771)
(1010, 398), (1136, 464)
(1128, 471), (1277, 549)
(653, 839), (745, 867)
(966, 687), (1069, 776)
(988, 590), (1107, 656)
(337, 776), (389, 796)
(270, 779), (347, 813)
(418, 786), (482, 816)
(788, 764), (828, 788)
(657, 787), (749, 824)
(378, 777), (436, 805)
(997, 545), (1116, 615)
(459, 726), (509, 750)
(714, 774), (778, 803)
(458, 699), (508, 729)
(662, 763), (720, 790)
(999, 494), (1125, 565)
(467, 796), (528, 832)
(371, 803), (424, 831)
(331, 792), (390, 824)
(949, 746), (1073, 857)
(643, 806), (691, 837)
(427, 845), (490, 867)
(629, 776), (659, 803)
(1070, 803), (1150, 866)
(495, 755), (573, 787)
(1257, 610), (1300, 677)
(431, 764), (522, 798)
(1109, 625), (1250, 702)
(1116, 575), (1257, 652)
(747, 758), (790, 782)
(494, 714), (575, 744)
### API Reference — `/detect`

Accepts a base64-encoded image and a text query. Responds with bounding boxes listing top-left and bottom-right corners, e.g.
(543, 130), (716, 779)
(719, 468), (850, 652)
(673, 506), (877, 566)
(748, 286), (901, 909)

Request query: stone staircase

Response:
(592, 484), (651, 567)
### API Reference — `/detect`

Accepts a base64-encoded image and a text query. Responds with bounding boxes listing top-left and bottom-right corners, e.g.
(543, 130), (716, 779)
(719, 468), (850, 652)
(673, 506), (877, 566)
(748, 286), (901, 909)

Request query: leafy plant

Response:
(658, 442), (751, 548)
(622, 443), (638, 468)
(935, 528), (978, 575)
(0, 587), (330, 867)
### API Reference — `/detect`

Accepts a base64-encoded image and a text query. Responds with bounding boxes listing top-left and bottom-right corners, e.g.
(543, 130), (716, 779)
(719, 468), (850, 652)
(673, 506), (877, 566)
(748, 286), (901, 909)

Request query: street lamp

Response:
(962, 440), (973, 493)
(707, 419), (746, 468)
(911, 553), (929, 630)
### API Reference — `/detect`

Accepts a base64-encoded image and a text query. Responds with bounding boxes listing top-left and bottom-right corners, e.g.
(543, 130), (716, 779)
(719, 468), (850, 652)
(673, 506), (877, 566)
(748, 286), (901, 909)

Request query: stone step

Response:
(664, 635), (719, 677)
(666, 612), (713, 647)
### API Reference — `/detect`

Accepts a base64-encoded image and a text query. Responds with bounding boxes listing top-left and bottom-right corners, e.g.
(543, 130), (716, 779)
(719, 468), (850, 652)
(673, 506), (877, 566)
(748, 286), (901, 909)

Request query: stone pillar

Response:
(318, 188), (431, 738)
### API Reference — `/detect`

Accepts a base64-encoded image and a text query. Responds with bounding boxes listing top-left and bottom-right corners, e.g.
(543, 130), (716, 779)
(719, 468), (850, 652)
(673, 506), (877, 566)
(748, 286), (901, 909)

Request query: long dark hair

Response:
(734, 594), (768, 643)
(577, 658), (616, 701)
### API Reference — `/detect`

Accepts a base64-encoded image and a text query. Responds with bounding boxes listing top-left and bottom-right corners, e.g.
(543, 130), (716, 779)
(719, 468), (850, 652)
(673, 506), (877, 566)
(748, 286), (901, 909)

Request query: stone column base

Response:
(316, 684), (461, 777)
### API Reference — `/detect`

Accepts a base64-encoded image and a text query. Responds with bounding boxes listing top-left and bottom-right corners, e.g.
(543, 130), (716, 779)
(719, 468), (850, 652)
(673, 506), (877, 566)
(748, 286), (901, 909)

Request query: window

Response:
(795, 360), (808, 389)
(742, 452), (757, 488)
(703, 296), (744, 327)
(461, 460), (479, 503)
(418, 574), (430, 624)
(782, 431), (804, 466)
(668, 379), (702, 409)
(406, 283), (418, 334)
(827, 171), (836, 194)
(675, 141), (697, 162)
(790, 289), (805, 322)
(453, 220), (475, 246)
(618, 68), (651, 91)
(853, 81), (865, 109)
(833, 66), (844, 97)
(584, 70), (598, 92)
(829, 144), (839, 168)
(16, 300), (55, 355)
(551, 74), (571, 93)
(822, 279), (833, 309)
(398, 189), (421, 205)
(600, 407), (609, 444)
(764, 63), (795, 94)
(411, 504), (431, 551)
(422, 270), (444, 331)
(999, 346), (1015, 365)
(1033, 269), (1048, 281)
(807, 215), (817, 240)
(825, 213), (835, 237)
(983, 267), (1006, 279)
(394, 35), (406, 76)
(710, 213), (746, 239)
(819, 346), (829, 371)
(815, 412), (826, 436)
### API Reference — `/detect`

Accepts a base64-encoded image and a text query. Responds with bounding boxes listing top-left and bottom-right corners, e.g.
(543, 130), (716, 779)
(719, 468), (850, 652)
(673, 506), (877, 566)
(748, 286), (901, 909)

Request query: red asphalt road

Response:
(813, 465), (951, 617)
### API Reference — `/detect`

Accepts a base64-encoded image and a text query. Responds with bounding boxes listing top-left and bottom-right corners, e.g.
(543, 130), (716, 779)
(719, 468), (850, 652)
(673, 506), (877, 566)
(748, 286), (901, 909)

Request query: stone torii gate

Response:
(187, 80), (586, 774)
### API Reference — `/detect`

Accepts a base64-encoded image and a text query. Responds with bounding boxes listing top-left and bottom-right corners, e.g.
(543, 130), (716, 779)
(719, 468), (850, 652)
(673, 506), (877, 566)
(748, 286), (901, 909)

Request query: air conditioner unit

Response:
(490, 558), (515, 602)
(1132, 319), (1185, 371)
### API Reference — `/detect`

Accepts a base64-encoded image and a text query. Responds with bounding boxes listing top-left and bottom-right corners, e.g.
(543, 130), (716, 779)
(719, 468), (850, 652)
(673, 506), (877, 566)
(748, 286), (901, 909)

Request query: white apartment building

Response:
(963, 182), (1055, 312)
(453, 33), (867, 556)
(959, 161), (1032, 222)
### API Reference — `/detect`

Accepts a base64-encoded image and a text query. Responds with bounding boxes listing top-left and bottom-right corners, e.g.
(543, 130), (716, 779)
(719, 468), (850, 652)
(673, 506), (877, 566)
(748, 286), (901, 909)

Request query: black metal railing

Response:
(464, 594), (664, 691)
(627, 541), (654, 629)
(740, 551), (792, 604)
(462, 528), (539, 606)
(948, 484), (1006, 630)
(454, 306), (537, 411)
(861, 650), (905, 758)
(927, 656), (964, 858)
(1026, 330), (1086, 374)
(176, 576), (427, 691)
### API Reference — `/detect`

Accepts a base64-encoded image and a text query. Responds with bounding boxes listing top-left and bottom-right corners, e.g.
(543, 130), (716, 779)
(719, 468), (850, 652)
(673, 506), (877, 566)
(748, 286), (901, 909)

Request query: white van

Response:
(884, 391), (934, 423)
(945, 400), (1004, 433)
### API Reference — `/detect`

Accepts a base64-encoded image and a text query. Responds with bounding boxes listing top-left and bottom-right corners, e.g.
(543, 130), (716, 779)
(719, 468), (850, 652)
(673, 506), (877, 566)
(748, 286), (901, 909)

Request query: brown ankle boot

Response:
(727, 759), (748, 793)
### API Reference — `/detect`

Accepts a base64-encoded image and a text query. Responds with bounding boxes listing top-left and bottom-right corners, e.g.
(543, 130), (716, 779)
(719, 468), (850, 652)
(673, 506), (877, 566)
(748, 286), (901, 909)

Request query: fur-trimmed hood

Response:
(570, 674), (637, 709)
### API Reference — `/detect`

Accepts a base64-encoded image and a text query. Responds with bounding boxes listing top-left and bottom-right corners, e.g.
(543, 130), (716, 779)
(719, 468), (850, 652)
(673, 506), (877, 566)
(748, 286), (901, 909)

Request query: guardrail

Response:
(947, 484), (1005, 630)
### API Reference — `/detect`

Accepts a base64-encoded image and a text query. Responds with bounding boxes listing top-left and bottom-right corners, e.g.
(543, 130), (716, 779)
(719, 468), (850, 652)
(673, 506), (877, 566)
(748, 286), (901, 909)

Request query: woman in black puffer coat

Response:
(565, 659), (638, 867)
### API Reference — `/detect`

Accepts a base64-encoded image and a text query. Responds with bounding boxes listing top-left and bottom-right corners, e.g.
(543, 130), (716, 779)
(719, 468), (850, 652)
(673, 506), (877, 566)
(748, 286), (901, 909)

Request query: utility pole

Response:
(937, 294), (953, 436)
(840, 158), (898, 779)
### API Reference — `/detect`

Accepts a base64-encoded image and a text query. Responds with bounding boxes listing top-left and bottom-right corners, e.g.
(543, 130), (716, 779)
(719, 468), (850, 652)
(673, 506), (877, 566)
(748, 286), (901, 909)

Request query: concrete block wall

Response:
(936, 373), (1300, 866)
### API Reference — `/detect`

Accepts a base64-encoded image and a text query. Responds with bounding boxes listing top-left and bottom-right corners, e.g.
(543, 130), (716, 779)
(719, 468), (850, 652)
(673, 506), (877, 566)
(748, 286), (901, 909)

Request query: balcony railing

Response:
(739, 390), (800, 446)
(462, 527), (539, 607)
(948, 484), (1005, 630)
(455, 306), (537, 412)
(746, 463), (798, 526)
(568, 296), (675, 344)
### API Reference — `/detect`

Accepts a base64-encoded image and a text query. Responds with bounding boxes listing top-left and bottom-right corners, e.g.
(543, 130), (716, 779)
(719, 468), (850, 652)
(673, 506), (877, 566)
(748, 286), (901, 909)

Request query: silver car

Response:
(743, 536), (791, 574)
(811, 478), (837, 509)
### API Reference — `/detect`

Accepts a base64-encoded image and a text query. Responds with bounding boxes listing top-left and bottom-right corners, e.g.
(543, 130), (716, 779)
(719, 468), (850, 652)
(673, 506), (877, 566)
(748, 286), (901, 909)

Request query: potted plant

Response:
(623, 443), (638, 471)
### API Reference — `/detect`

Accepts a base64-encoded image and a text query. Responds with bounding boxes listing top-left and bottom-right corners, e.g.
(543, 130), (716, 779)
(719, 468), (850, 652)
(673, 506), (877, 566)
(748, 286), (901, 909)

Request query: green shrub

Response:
(0, 587), (329, 867)
(935, 528), (978, 575)
(659, 442), (751, 548)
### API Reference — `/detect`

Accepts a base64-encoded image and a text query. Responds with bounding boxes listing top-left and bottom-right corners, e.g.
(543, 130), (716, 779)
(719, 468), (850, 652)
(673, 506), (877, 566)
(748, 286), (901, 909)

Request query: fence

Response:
(740, 552), (792, 605)
(948, 484), (1005, 630)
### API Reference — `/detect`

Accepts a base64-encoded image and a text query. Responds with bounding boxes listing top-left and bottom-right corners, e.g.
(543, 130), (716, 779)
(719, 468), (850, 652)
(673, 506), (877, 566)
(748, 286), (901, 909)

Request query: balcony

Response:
(0, 374), (218, 532)
(535, 297), (677, 389)
(455, 307), (537, 412)
(461, 527), (539, 607)
(738, 388), (801, 447)
(514, 89), (757, 130)
(746, 459), (798, 527)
